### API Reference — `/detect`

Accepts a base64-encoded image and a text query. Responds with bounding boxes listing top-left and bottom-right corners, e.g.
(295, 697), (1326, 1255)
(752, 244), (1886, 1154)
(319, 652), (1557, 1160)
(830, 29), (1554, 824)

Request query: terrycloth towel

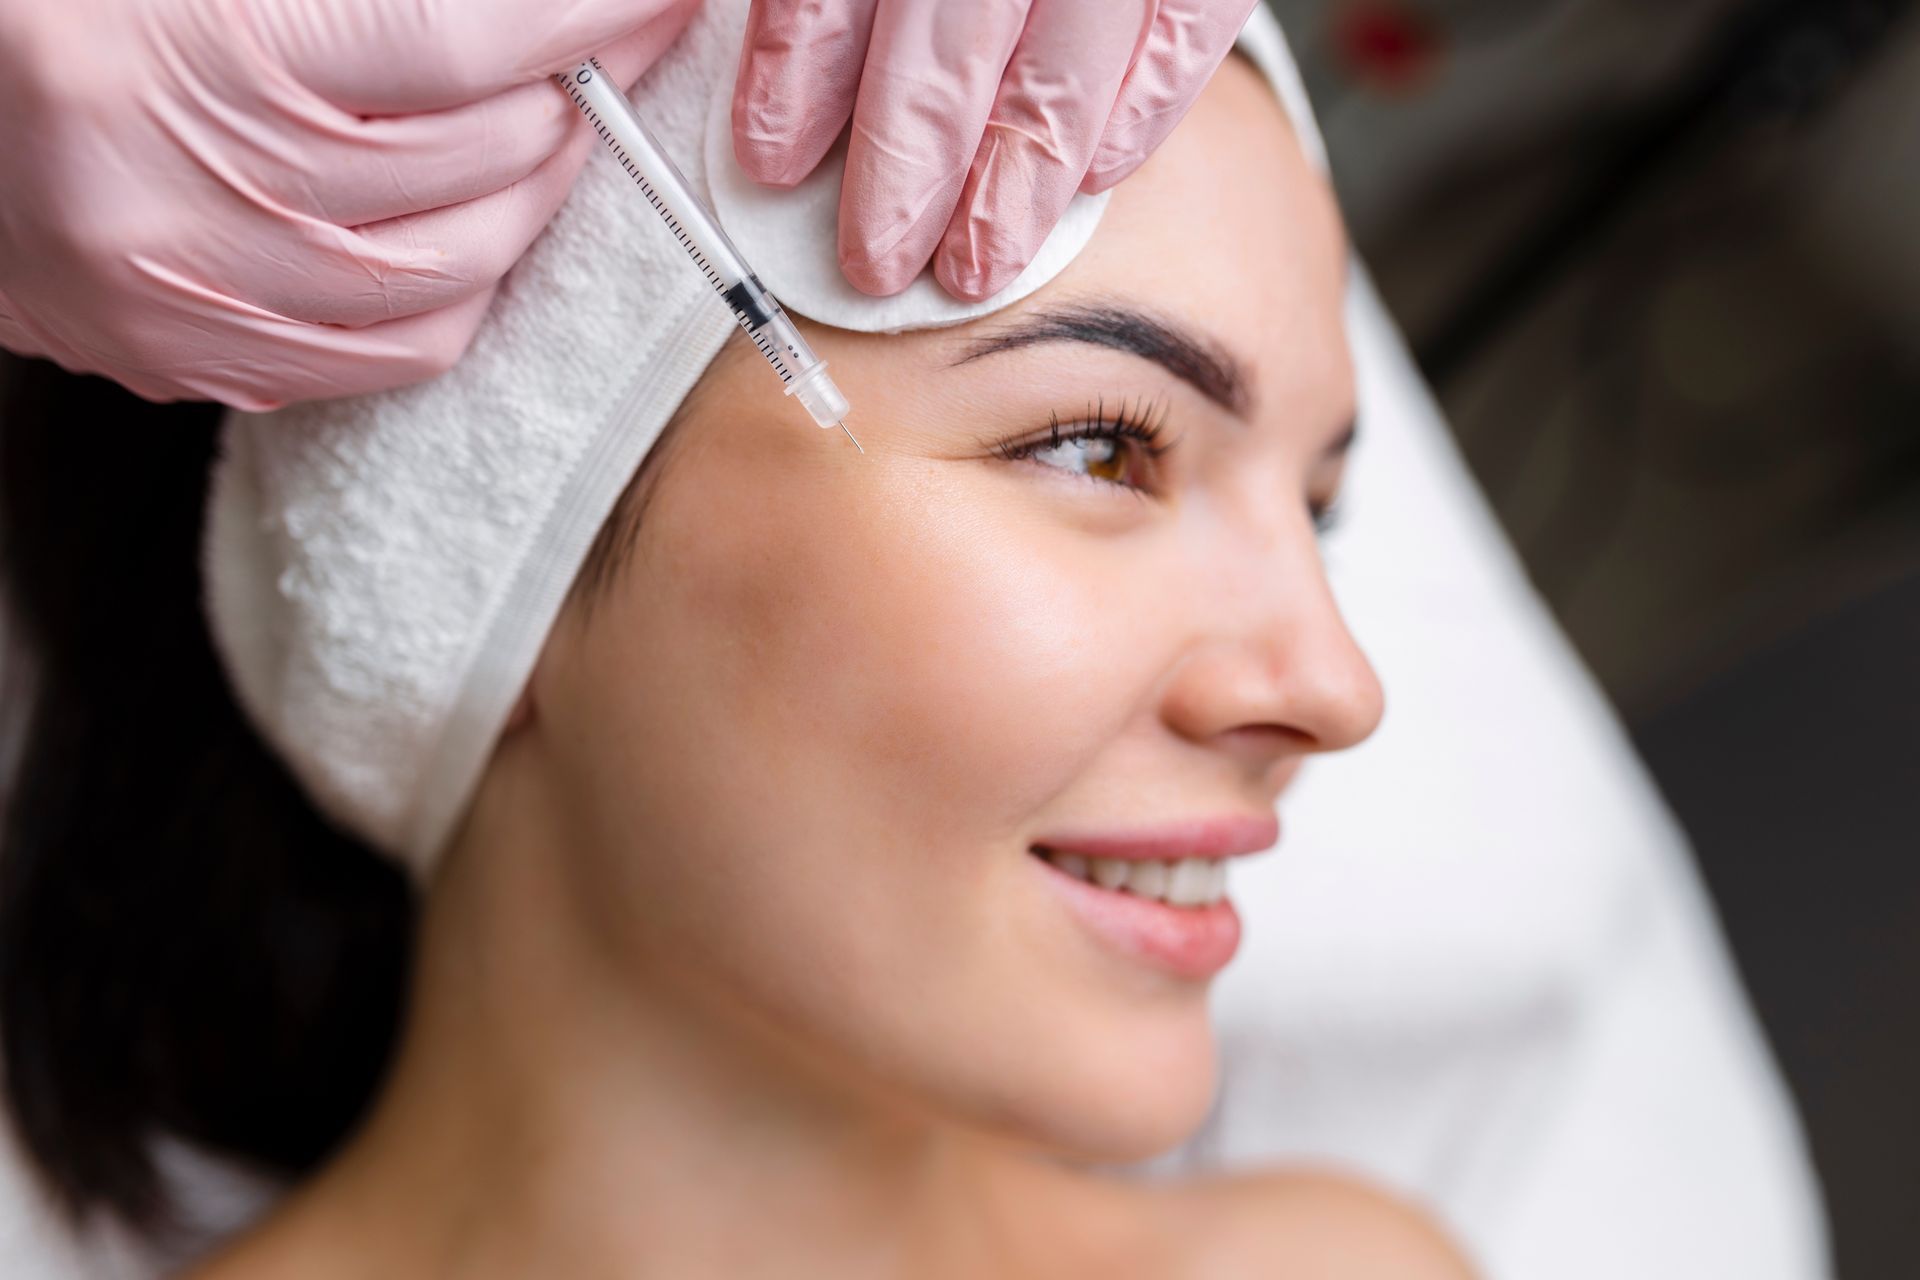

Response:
(202, 0), (1322, 874)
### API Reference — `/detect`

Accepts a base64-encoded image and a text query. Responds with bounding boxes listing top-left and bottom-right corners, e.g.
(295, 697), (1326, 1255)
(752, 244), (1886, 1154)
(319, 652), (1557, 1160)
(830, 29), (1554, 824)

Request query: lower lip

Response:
(1029, 853), (1242, 980)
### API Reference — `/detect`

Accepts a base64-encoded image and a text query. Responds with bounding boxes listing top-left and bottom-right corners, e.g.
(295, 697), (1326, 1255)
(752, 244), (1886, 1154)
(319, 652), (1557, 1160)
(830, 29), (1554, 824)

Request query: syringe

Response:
(555, 59), (862, 453)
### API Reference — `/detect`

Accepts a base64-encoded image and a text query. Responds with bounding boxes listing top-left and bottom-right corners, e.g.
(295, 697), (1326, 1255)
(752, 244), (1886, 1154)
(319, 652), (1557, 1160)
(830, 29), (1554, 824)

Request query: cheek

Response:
(675, 455), (1144, 845)
(543, 416), (1224, 1163)
(628, 452), (1213, 1144)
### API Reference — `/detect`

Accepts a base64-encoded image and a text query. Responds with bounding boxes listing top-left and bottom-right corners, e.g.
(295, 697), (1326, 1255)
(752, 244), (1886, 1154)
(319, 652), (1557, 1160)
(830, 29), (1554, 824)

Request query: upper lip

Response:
(1031, 812), (1280, 862)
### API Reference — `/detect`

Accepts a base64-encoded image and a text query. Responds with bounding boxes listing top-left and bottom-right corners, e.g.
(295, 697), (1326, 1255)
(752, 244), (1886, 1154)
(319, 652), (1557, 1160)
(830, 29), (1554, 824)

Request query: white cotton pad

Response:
(703, 81), (1114, 333)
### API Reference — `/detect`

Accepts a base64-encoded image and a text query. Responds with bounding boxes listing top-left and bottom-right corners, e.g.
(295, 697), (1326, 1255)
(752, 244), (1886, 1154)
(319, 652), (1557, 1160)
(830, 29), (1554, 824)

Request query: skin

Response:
(192, 54), (1473, 1280)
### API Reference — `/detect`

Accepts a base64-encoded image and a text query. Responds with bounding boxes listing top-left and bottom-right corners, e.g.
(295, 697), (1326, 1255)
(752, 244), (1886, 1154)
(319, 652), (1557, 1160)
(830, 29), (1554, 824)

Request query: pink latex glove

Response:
(0, 0), (700, 409)
(732, 0), (1260, 302)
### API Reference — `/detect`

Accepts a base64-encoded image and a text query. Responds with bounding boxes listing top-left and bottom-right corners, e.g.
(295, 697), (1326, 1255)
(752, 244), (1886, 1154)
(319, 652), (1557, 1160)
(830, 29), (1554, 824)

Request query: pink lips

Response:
(1028, 811), (1280, 980)
(1030, 811), (1280, 862)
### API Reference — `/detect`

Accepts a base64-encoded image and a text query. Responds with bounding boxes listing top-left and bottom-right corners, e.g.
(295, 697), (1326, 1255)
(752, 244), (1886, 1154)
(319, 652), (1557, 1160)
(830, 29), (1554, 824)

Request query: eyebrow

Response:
(952, 301), (1254, 418)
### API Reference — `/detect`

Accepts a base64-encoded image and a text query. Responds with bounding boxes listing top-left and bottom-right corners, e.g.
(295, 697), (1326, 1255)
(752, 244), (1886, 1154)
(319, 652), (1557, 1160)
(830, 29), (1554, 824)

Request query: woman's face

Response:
(521, 54), (1381, 1161)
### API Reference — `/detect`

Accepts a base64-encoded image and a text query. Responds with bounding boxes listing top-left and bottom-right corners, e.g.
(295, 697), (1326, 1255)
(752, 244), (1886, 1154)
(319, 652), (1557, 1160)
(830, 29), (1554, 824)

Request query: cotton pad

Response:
(703, 86), (1114, 333)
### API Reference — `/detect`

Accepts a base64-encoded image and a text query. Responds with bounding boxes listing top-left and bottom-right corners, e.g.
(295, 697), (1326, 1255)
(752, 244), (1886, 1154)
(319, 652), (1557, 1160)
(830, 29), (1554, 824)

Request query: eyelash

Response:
(993, 394), (1341, 534)
(992, 395), (1177, 492)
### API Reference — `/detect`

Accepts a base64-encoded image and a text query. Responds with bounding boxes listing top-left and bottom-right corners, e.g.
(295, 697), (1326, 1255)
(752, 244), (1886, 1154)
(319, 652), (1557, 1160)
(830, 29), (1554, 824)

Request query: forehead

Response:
(698, 55), (1350, 421)
(1018, 53), (1351, 414)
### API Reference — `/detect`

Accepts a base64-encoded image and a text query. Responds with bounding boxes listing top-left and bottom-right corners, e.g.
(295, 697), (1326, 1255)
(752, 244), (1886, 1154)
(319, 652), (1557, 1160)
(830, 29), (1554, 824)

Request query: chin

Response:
(1001, 1009), (1222, 1164)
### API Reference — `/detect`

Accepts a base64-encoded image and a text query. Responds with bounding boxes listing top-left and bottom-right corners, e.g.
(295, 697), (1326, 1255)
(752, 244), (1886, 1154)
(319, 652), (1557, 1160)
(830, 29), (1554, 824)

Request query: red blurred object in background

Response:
(1333, 0), (1444, 92)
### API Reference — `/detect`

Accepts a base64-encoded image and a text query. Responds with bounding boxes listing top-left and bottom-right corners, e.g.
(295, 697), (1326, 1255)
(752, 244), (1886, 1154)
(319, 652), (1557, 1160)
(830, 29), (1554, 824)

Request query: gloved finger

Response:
(276, 9), (686, 331)
(838, 1), (1035, 297)
(315, 4), (692, 228)
(731, 0), (880, 186)
(308, 80), (578, 228)
(1079, 0), (1256, 194)
(594, 0), (707, 88)
(46, 258), (503, 409)
(274, 0), (701, 115)
(178, 285), (504, 410)
(931, 0), (1152, 302)
(0, 287), (50, 361)
(304, 125), (599, 327)
(297, 282), (504, 401)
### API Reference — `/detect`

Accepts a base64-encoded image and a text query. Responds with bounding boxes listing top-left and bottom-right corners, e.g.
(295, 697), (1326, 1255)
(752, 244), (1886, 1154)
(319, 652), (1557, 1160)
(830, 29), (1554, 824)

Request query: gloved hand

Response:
(732, 0), (1260, 302)
(0, 0), (700, 409)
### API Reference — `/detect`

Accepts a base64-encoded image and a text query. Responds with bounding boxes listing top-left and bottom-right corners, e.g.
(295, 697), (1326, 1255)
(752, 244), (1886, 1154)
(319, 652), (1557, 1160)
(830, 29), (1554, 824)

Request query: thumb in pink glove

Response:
(0, 0), (701, 410)
(731, 0), (1259, 303)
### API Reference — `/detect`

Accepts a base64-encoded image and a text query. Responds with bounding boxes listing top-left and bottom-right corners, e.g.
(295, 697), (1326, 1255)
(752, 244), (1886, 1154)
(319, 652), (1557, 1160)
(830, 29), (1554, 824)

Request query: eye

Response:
(994, 396), (1179, 493)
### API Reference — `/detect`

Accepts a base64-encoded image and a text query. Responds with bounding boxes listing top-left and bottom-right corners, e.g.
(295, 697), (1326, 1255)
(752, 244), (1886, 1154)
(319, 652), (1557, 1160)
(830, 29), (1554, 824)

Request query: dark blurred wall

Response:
(1270, 0), (1919, 1273)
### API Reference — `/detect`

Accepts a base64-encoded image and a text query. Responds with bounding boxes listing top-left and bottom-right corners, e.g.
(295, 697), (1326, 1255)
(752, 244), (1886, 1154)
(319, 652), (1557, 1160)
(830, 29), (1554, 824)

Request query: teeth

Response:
(1127, 859), (1168, 899)
(1166, 858), (1212, 907)
(1039, 850), (1228, 908)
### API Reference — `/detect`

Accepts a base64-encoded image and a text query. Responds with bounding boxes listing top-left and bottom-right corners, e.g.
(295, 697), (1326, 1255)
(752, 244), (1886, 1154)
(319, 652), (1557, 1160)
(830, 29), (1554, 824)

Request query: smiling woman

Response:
(197, 52), (1414, 1274)
(0, 32), (1471, 1280)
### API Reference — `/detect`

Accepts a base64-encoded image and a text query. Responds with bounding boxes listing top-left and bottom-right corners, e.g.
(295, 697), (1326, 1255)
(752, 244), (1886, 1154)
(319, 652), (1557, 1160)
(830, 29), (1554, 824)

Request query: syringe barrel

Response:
(561, 60), (753, 285)
(559, 60), (838, 411)
(725, 273), (836, 403)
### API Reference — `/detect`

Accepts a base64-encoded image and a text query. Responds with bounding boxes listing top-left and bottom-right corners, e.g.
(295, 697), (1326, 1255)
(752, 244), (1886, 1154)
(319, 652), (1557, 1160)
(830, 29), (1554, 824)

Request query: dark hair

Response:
(0, 358), (416, 1233)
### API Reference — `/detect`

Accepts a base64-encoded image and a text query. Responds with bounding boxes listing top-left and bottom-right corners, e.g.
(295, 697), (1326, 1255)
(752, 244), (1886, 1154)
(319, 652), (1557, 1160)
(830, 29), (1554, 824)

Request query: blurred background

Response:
(1265, 0), (1917, 1271)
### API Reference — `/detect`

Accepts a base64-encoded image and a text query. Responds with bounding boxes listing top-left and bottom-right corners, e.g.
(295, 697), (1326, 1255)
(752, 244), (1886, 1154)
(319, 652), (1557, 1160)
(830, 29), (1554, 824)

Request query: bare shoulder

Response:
(1166, 1168), (1480, 1280)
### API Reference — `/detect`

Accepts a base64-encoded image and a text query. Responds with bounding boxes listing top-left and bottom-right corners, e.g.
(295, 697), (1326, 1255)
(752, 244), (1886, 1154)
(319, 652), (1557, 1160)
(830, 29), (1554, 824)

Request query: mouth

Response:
(1028, 845), (1243, 980)
(1030, 847), (1229, 908)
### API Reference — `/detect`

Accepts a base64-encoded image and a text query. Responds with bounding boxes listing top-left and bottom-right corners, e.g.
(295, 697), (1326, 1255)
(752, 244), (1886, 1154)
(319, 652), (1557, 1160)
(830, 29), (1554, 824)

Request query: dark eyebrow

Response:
(951, 302), (1253, 417)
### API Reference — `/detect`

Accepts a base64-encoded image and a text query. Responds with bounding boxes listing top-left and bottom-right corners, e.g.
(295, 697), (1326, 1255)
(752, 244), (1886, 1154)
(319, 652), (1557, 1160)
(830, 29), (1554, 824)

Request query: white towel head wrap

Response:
(203, 1), (1328, 878)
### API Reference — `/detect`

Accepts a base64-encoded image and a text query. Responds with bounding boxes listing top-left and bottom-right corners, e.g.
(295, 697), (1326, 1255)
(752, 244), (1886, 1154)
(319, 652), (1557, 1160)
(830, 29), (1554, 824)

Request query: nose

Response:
(1158, 547), (1384, 772)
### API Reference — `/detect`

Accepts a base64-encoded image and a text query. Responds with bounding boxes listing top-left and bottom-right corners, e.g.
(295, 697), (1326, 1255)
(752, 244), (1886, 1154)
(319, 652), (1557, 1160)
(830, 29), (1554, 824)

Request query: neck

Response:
(235, 800), (1048, 1280)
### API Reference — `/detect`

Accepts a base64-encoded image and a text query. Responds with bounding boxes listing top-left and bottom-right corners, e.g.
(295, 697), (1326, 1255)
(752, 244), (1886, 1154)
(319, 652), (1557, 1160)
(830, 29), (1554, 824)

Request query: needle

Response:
(837, 420), (864, 453)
